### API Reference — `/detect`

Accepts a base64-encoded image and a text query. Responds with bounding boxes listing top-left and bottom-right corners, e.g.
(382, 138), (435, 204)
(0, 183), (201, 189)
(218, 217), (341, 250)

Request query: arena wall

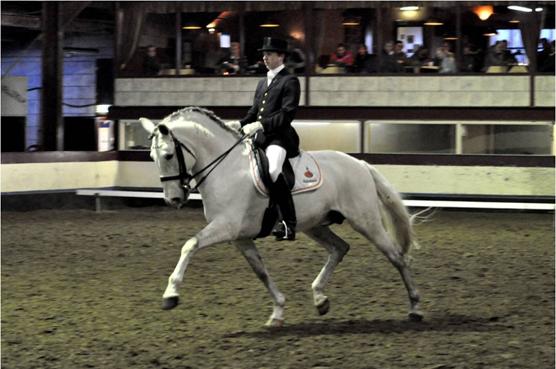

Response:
(2, 158), (553, 198)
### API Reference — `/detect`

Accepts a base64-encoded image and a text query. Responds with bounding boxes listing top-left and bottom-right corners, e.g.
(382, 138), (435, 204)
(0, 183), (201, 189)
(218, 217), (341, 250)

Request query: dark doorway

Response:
(64, 117), (96, 151)
(1, 117), (26, 152)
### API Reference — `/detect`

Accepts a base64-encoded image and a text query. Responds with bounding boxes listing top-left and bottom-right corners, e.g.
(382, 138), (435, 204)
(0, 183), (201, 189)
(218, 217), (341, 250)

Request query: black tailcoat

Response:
(240, 68), (300, 158)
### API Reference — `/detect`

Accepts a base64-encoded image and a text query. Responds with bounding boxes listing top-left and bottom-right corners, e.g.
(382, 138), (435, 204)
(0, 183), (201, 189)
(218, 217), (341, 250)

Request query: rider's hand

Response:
(241, 121), (263, 136)
(225, 120), (241, 131)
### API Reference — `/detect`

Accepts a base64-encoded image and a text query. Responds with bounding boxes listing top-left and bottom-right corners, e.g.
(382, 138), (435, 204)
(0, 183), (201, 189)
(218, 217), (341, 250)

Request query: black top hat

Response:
(258, 37), (288, 54)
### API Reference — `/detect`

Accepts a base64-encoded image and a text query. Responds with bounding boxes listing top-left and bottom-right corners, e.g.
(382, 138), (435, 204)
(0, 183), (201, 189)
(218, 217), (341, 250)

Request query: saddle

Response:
(248, 143), (323, 239)
(249, 144), (323, 197)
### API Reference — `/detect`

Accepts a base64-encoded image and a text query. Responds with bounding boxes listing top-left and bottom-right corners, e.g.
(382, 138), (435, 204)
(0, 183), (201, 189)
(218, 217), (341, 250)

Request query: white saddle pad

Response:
(249, 150), (323, 196)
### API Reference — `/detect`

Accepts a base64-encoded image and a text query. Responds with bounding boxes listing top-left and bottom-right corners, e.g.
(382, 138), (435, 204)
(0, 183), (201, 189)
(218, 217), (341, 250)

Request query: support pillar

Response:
(41, 2), (64, 151)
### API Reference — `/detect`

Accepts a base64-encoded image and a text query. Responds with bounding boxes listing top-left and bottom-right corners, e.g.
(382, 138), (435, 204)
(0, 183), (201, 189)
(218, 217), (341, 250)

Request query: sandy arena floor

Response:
(1, 207), (554, 369)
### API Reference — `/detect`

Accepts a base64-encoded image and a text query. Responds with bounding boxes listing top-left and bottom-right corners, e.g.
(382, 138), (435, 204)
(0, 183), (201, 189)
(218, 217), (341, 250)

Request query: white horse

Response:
(140, 107), (423, 327)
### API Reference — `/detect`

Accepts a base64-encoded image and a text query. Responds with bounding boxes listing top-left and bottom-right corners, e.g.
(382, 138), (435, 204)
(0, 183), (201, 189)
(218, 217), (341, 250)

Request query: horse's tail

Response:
(365, 163), (414, 255)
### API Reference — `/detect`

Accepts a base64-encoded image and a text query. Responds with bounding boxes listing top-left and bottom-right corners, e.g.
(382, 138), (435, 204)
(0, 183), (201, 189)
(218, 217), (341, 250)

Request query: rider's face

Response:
(263, 51), (284, 70)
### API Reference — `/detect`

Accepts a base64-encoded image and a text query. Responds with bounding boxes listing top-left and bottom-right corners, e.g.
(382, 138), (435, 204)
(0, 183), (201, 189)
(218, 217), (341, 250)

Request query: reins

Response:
(160, 131), (247, 192)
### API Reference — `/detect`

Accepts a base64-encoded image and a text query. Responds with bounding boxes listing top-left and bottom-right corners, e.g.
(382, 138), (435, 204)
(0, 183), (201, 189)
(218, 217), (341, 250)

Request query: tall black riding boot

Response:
(270, 174), (297, 241)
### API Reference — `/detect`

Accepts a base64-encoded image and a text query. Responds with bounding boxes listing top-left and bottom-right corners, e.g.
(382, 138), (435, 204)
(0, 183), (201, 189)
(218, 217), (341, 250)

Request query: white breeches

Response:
(265, 145), (287, 183)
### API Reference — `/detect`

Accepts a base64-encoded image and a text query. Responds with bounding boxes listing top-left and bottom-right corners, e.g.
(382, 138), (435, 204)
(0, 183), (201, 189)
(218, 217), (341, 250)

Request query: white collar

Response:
(267, 64), (285, 80)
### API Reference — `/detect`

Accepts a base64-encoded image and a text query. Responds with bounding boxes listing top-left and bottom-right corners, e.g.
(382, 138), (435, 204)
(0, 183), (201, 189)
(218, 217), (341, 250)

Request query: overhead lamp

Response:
(259, 22), (280, 28)
(400, 6), (419, 11)
(473, 5), (494, 21)
(443, 36), (458, 41)
(183, 25), (201, 30)
(535, 7), (543, 12)
(483, 28), (498, 36)
(509, 19), (520, 23)
(342, 17), (360, 26)
(507, 5), (533, 12)
(424, 19), (444, 26)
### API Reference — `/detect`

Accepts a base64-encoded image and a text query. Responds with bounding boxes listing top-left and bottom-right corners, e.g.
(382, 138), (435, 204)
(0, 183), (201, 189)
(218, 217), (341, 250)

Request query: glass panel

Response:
(293, 121), (360, 152)
(365, 122), (455, 153)
(120, 120), (156, 150)
(182, 11), (242, 75)
(312, 8), (376, 74)
(244, 10), (307, 75)
(462, 124), (553, 154)
(119, 13), (177, 77)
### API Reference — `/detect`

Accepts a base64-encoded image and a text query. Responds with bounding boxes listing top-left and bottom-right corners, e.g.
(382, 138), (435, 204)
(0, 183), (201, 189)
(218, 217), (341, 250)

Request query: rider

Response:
(227, 37), (301, 241)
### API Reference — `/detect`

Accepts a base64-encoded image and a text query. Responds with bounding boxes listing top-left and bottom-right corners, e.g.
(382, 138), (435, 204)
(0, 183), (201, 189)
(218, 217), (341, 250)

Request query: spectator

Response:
(435, 46), (457, 73)
(143, 45), (161, 76)
(353, 44), (376, 73)
(330, 43), (354, 67)
(393, 40), (408, 68)
(379, 41), (401, 73)
(483, 40), (517, 71)
(221, 42), (246, 75)
(539, 40), (555, 73)
(537, 38), (552, 70)
(407, 45), (431, 72)
(461, 43), (480, 72)
(286, 37), (306, 74)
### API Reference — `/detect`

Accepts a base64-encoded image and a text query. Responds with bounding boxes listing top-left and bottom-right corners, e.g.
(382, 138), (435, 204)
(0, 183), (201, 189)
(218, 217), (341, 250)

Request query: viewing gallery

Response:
(1, 1), (554, 201)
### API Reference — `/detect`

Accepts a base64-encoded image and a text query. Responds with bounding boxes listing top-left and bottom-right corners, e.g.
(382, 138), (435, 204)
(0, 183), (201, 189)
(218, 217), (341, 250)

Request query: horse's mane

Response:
(167, 106), (240, 137)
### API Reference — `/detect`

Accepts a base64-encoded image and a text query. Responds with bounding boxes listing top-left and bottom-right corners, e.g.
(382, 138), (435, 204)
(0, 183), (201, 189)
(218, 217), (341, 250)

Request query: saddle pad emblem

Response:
(249, 151), (323, 196)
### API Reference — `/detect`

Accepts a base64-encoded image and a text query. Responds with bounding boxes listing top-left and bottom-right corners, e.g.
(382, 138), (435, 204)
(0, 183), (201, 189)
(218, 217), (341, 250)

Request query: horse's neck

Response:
(173, 121), (238, 171)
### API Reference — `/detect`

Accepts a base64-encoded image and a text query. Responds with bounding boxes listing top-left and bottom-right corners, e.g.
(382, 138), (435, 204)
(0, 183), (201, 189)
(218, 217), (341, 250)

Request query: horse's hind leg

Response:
(350, 220), (423, 321)
(304, 226), (350, 316)
(234, 240), (286, 327)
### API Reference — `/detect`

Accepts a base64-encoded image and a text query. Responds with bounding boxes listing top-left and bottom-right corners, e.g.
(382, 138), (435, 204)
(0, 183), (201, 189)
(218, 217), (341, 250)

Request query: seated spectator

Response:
(539, 40), (555, 73)
(537, 38), (552, 70)
(461, 43), (480, 72)
(330, 43), (354, 67)
(221, 42), (246, 75)
(353, 44), (377, 73)
(286, 37), (306, 74)
(379, 41), (401, 73)
(435, 46), (457, 73)
(393, 40), (408, 68)
(406, 45), (431, 72)
(143, 45), (161, 76)
(483, 40), (517, 71)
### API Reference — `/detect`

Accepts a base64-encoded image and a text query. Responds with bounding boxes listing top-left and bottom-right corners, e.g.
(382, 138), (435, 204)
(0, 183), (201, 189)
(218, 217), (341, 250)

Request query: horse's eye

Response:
(164, 153), (174, 160)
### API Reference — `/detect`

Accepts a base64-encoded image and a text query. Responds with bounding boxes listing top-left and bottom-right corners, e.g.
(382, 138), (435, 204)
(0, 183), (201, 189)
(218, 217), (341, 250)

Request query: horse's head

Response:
(140, 117), (194, 208)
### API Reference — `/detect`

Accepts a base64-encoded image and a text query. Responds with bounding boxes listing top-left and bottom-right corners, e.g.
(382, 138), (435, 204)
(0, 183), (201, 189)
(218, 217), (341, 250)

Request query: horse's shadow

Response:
(224, 314), (507, 338)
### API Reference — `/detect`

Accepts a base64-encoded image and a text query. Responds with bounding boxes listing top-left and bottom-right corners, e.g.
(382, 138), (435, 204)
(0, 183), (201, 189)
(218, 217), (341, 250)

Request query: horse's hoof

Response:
(162, 296), (179, 310)
(408, 311), (424, 322)
(316, 297), (330, 316)
(265, 318), (284, 328)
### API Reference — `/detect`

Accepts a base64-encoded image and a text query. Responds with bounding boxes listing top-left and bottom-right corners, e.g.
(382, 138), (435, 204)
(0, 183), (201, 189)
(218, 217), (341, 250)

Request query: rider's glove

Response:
(225, 120), (241, 131)
(241, 121), (263, 136)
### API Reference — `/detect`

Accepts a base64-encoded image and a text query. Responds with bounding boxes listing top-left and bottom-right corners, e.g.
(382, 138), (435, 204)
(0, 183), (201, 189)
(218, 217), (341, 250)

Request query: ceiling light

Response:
(259, 23), (280, 28)
(183, 25), (201, 30)
(483, 29), (498, 37)
(443, 36), (458, 41)
(473, 5), (494, 21)
(535, 7), (543, 12)
(424, 19), (444, 26)
(507, 5), (533, 12)
(400, 6), (419, 11)
(509, 19), (520, 23)
(342, 16), (360, 26)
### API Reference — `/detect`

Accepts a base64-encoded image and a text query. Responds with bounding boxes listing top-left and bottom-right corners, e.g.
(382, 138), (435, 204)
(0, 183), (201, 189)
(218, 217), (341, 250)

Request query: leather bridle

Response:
(157, 130), (247, 197)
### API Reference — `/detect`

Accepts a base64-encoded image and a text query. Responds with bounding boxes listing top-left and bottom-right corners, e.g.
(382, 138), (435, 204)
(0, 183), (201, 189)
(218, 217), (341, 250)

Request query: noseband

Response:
(158, 130), (246, 194)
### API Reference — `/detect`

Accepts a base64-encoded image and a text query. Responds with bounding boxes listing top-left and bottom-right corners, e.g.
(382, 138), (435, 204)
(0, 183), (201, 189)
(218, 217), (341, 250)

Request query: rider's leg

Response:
(266, 145), (296, 241)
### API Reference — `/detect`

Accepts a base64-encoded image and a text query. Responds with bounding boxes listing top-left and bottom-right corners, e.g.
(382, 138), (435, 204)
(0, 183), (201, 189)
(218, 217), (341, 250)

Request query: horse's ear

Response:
(139, 117), (155, 135)
(158, 124), (169, 135)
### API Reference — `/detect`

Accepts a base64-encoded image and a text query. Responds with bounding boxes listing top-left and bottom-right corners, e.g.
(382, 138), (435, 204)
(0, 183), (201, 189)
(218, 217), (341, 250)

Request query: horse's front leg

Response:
(161, 220), (234, 310)
(234, 240), (286, 327)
